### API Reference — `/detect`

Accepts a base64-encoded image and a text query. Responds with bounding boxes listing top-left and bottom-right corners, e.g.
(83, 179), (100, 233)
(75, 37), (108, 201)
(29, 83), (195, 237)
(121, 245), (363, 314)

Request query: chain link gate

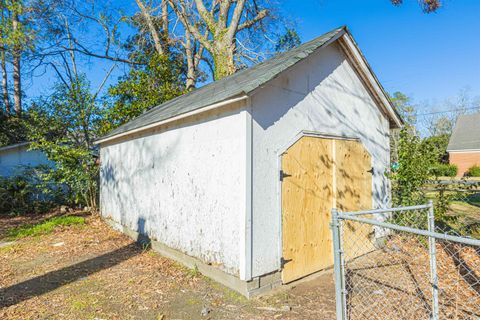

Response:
(331, 201), (480, 320)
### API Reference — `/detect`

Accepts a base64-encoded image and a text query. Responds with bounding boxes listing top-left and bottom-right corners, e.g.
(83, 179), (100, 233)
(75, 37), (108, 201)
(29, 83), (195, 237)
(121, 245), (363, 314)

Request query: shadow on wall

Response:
(252, 49), (390, 207)
(100, 134), (181, 234)
(137, 216), (151, 245)
(0, 217), (150, 308)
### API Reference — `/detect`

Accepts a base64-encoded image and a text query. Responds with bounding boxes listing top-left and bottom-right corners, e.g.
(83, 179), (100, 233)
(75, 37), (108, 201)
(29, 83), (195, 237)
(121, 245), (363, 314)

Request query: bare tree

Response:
(1, 49), (9, 114)
(132, 0), (206, 89)
(0, 6), (9, 115)
(168, 0), (268, 80)
(12, 24), (21, 114)
(10, 0), (23, 115)
(419, 89), (480, 137)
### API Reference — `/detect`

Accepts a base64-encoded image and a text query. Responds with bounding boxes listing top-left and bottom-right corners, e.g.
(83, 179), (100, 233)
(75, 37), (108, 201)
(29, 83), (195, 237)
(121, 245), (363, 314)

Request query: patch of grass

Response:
(0, 242), (18, 253)
(223, 286), (248, 303)
(187, 264), (201, 278)
(68, 293), (98, 312)
(186, 297), (201, 305)
(449, 201), (480, 219)
(466, 194), (480, 206)
(70, 299), (88, 311)
(6, 216), (86, 240)
(205, 277), (247, 303)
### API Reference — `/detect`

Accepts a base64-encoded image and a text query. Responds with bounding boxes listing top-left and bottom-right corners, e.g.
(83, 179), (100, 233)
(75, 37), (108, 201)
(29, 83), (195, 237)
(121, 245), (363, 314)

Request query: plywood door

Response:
(335, 140), (372, 212)
(281, 137), (373, 283)
(281, 136), (334, 283)
(335, 140), (374, 260)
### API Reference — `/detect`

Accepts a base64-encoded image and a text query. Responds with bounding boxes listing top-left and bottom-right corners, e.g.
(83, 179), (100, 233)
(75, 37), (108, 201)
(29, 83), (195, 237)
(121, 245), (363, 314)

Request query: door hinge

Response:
(280, 257), (293, 268)
(280, 170), (292, 181)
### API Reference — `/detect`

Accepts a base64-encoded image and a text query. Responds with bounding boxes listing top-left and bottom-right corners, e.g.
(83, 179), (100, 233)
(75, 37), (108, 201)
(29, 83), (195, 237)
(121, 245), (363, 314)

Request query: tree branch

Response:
(134, 0), (165, 55)
(226, 0), (246, 40)
(237, 9), (267, 31)
(218, 0), (231, 29)
(193, 0), (215, 30)
(62, 37), (143, 65)
(93, 63), (116, 100)
(168, 0), (213, 52)
(48, 62), (69, 87)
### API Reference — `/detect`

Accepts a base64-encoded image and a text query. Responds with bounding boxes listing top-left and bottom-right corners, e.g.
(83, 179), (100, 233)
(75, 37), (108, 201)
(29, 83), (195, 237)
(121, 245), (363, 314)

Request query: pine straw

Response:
(0, 214), (337, 319)
(344, 235), (480, 319)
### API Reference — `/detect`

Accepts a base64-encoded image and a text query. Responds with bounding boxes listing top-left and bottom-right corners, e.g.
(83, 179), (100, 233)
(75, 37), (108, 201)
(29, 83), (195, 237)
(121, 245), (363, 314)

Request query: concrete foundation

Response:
(104, 218), (281, 298)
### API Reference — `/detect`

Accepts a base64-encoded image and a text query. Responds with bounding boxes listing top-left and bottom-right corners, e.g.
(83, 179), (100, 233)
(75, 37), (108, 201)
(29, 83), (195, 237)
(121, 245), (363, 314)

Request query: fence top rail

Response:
(337, 213), (480, 247)
(426, 179), (480, 185)
(338, 203), (432, 216)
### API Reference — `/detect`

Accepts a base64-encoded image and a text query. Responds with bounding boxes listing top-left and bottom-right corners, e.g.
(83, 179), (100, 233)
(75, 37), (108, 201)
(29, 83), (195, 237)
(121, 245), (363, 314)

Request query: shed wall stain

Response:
(100, 106), (247, 275)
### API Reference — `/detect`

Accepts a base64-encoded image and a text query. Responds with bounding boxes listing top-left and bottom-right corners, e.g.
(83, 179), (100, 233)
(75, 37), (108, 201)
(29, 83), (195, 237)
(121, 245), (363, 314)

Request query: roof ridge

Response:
(97, 26), (347, 143)
(148, 26), (345, 114)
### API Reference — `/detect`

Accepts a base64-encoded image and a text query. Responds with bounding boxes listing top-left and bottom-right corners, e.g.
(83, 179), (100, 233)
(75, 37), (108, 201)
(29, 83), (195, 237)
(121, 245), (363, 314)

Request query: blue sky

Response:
(27, 0), (480, 111)
(281, 0), (480, 106)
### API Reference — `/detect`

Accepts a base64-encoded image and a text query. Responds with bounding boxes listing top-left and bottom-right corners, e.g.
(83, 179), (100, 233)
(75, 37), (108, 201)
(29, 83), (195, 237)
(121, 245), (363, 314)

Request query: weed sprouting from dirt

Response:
(188, 264), (200, 278)
(141, 242), (151, 252)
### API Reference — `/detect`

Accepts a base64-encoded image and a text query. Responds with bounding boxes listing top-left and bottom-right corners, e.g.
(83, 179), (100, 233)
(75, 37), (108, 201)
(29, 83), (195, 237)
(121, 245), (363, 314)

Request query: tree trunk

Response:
(212, 41), (236, 80)
(1, 50), (10, 115)
(185, 30), (196, 90)
(0, 7), (9, 115)
(13, 52), (21, 115)
(12, 7), (21, 115)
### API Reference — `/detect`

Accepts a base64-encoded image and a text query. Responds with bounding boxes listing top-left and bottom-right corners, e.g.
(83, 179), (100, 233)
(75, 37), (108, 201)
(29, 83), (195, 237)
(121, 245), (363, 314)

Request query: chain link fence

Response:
(425, 180), (480, 237)
(331, 202), (480, 320)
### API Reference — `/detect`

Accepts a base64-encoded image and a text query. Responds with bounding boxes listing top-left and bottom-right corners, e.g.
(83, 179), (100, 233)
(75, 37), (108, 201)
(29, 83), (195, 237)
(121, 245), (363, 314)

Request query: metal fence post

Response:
(331, 208), (346, 320)
(427, 200), (439, 320)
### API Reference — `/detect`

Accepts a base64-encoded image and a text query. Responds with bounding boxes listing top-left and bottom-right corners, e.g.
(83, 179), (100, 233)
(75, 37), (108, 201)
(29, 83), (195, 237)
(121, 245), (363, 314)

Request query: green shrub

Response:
(0, 166), (64, 215)
(466, 165), (480, 177)
(430, 163), (458, 177)
(390, 128), (439, 206)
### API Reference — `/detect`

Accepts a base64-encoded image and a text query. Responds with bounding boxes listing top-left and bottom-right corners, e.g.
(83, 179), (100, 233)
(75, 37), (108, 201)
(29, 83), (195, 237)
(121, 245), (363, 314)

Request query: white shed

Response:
(96, 26), (402, 297)
(0, 142), (51, 177)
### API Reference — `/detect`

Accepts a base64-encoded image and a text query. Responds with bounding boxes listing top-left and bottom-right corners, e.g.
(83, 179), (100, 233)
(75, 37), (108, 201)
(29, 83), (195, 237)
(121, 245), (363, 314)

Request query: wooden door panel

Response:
(335, 140), (374, 260)
(281, 137), (374, 283)
(281, 137), (334, 283)
(335, 140), (372, 212)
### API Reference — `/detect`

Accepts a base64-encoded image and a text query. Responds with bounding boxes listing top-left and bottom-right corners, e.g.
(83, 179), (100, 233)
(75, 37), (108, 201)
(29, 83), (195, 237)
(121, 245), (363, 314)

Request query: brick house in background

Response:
(447, 113), (480, 176)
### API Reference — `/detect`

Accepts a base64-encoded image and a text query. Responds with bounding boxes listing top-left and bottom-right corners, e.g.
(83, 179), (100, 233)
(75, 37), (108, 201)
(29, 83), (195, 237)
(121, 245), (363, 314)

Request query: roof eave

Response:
(0, 142), (30, 153)
(447, 148), (480, 153)
(94, 94), (250, 145)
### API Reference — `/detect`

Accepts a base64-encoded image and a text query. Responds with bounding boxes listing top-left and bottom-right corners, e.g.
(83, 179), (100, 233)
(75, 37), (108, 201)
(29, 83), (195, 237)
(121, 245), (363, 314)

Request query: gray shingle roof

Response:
(98, 26), (346, 142)
(447, 113), (480, 151)
(0, 142), (30, 153)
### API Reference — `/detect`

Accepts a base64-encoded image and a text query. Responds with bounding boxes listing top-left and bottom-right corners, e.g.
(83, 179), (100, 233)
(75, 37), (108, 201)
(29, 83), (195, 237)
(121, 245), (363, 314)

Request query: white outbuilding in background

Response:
(0, 142), (51, 177)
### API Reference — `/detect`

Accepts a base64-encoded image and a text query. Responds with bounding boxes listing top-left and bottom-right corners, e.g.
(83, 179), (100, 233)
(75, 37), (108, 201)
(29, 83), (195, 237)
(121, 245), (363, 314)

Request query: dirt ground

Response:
(343, 233), (480, 320)
(0, 213), (336, 320)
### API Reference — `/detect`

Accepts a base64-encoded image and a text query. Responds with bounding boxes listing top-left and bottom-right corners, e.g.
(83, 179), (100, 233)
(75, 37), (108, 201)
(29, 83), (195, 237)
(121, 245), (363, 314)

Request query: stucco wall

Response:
(449, 151), (480, 176)
(100, 103), (247, 276)
(250, 42), (391, 277)
(0, 144), (51, 177)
